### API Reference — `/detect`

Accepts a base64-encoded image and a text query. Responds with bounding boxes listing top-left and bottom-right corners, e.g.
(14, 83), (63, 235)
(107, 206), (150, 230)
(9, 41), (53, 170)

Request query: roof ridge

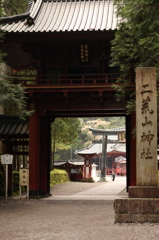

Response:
(30, 0), (43, 19)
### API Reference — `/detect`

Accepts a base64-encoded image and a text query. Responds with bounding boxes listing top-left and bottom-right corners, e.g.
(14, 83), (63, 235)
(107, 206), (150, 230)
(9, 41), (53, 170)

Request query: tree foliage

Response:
(0, 72), (30, 118)
(51, 118), (81, 163)
(108, 117), (125, 129)
(52, 118), (81, 150)
(3, 0), (28, 16)
(0, 0), (31, 118)
(111, 0), (159, 114)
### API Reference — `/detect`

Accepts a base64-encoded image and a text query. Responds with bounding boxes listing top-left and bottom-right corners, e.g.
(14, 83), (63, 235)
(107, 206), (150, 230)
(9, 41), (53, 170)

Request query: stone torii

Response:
(89, 128), (117, 181)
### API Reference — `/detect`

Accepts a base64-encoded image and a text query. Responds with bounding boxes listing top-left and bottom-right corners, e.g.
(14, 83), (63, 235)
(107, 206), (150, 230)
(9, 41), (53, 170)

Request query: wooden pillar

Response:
(83, 159), (86, 178)
(29, 111), (40, 197)
(126, 113), (136, 187)
(39, 114), (51, 196)
(5, 140), (12, 196)
(83, 157), (91, 178)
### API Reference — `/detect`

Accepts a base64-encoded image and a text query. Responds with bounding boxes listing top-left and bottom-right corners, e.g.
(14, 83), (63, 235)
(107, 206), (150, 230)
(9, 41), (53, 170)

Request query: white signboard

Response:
(0, 154), (13, 199)
(1, 154), (13, 165)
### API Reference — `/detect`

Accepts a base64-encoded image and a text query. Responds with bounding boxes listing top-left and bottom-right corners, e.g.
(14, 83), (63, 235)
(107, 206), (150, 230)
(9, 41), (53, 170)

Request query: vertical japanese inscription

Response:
(140, 84), (154, 159)
(80, 44), (89, 63)
(20, 168), (29, 186)
(136, 68), (157, 185)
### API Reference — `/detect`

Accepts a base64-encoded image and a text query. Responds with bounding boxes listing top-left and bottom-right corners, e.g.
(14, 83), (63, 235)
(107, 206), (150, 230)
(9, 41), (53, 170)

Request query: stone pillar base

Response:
(99, 177), (106, 182)
(114, 198), (159, 223)
(129, 186), (159, 198)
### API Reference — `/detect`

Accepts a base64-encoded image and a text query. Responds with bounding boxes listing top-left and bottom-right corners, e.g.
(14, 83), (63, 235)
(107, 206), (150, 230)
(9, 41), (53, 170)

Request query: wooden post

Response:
(129, 67), (159, 198)
(126, 113), (136, 187)
(29, 111), (40, 197)
(5, 140), (13, 196)
(39, 114), (51, 197)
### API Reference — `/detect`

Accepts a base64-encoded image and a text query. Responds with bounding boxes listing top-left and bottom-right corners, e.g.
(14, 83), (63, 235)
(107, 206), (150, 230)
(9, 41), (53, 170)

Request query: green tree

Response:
(0, 72), (31, 118)
(51, 118), (81, 166)
(111, 0), (159, 114)
(0, 0), (31, 118)
(108, 117), (125, 129)
(3, 0), (28, 16)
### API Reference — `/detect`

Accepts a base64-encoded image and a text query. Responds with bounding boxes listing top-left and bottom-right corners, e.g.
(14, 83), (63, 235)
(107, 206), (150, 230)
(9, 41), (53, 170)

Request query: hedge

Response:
(0, 169), (69, 196)
(0, 172), (5, 195)
(12, 171), (22, 195)
(50, 169), (70, 186)
(0, 171), (20, 196)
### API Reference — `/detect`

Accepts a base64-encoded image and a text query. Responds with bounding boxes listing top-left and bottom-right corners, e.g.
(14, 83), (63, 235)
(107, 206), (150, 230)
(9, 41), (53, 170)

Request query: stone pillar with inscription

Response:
(129, 67), (159, 198)
(114, 68), (159, 223)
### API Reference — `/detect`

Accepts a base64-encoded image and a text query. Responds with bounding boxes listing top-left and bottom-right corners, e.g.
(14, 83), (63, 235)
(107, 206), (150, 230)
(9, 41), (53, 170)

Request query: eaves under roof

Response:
(1, 0), (118, 33)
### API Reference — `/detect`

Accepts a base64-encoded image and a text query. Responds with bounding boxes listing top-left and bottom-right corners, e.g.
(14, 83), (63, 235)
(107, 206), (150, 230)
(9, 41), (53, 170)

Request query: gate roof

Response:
(1, 0), (118, 33)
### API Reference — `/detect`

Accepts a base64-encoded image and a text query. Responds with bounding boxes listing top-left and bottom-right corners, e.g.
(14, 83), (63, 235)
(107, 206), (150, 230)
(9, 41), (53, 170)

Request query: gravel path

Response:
(0, 180), (159, 240)
(50, 181), (103, 195)
(0, 199), (159, 240)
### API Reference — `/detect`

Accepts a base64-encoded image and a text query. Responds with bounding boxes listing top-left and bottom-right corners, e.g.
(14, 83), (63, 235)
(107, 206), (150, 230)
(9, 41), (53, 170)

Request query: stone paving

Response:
(48, 175), (127, 200)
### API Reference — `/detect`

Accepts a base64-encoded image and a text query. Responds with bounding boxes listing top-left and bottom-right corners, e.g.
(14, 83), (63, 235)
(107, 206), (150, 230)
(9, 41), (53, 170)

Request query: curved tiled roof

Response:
(0, 116), (29, 138)
(1, 0), (118, 33)
(76, 141), (126, 155)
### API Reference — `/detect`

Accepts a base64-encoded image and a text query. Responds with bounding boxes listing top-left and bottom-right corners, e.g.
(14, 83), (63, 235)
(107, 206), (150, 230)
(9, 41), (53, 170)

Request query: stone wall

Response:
(114, 198), (159, 223)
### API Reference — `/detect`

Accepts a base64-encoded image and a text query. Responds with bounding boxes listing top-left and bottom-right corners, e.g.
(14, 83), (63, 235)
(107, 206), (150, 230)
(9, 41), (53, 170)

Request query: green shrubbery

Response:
(0, 168), (69, 196)
(50, 169), (70, 186)
(0, 171), (20, 196)
(0, 172), (5, 195)
(0, 170), (20, 196)
(12, 171), (20, 195)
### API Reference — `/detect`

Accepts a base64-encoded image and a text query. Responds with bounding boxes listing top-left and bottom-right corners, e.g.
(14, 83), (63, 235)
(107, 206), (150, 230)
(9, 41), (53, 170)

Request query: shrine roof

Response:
(111, 143), (126, 153)
(76, 141), (126, 155)
(115, 156), (126, 162)
(0, 116), (29, 138)
(54, 160), (84, 166)
(1, 0), (118, 33)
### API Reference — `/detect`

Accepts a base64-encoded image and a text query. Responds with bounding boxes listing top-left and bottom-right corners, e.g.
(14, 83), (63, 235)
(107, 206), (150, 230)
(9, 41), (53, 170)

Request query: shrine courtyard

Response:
(0, 177), (159, 240)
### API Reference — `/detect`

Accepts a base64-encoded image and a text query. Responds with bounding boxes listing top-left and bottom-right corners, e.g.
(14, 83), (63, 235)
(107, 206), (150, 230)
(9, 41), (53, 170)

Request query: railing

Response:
(11, 73), (134, 86)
